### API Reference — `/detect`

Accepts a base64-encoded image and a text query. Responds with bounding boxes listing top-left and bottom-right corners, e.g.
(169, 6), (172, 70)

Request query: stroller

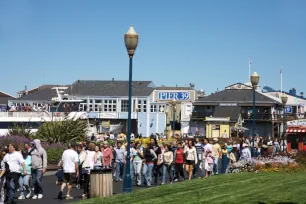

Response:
(55, 161), (64, 185)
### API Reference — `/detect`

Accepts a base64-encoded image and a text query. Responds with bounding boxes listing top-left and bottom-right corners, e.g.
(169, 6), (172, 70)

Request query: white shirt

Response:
(203, 143), (213, 157)
(3, 151), (24, 173)
(110, 134), (115, 140)
(61, 149), (78, 173)
(87, 151), (96, 170)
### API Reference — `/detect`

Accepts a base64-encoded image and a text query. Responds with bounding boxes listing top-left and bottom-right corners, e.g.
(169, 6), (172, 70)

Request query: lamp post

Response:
(250, 71), (259, 157)
(171, 99), (176, 138)
(123, 25), (138, 193)
(281, 94), (288, 152)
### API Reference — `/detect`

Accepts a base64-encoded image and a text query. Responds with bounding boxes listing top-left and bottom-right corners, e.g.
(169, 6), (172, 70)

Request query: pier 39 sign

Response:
(158, 91), (190, 101)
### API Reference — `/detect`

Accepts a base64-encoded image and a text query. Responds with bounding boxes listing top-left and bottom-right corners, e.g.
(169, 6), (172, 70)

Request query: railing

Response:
(0, 112), (65, 118)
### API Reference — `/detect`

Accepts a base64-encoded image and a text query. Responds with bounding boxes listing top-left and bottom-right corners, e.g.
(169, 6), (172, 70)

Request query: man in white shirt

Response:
(3, 144), (27, 204)
(58, 142), (79, 200)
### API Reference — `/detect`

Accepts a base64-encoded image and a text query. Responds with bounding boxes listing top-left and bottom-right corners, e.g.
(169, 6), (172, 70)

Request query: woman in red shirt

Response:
(102, 141), (112, 168)
(174, 143), (185, 181)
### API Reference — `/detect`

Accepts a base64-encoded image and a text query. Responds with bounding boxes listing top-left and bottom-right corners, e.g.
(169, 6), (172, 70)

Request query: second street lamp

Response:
(250, 71), (259, 157)
(281, 94), (288, 152)
(123, 25), (139, 193)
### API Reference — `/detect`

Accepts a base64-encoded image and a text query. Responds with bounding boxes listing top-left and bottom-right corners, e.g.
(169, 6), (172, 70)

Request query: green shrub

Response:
(47, 147), (64, 164)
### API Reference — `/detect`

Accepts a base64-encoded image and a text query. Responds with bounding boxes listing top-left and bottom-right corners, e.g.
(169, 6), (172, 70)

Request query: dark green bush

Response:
(47, 147), (64, 164)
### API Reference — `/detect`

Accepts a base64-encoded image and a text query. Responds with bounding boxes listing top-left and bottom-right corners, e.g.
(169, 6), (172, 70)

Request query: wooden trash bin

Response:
(90, 167), (113, 198)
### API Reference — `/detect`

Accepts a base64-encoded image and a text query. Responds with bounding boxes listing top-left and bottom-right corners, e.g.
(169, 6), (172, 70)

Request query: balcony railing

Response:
(0, 112), (65, 118)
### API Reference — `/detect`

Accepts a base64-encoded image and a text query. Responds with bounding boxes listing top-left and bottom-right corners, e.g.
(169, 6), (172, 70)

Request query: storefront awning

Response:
(286, 128), (306, 133)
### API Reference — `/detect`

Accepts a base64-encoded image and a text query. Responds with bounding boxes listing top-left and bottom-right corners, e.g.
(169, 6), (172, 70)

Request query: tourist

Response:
(154, 144), (164, 184)
(102, 141), (112, 169)
(125, 143), (134, 181)
(132, 142), (143, 186)
(114, 141), (125, 182)
(194, 138), (203, 178)
(94, 146), (103, 169)
(18, 149), (32, 200)
(240, 144), (251, 160)
(79, 143), (91, 199)
(273, 138), (280, 153)
(161, 144), (173, 185)
(221, 145), (229, 174)
(174, 143), (185, 181)
(58, 142), (79, 200)
(184, 140), (197, 180)
(229, 148), (237, 164)
(0, 149), (8, 204)
(3, 144), (27, 204)
(29, 139), (47, 200)
(212, 138), (221, 175)
(204, 150), (214, 177)
(143, 145), (157, 187)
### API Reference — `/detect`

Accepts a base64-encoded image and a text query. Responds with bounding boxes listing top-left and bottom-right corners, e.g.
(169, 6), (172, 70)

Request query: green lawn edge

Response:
(78, 172), (306, 204)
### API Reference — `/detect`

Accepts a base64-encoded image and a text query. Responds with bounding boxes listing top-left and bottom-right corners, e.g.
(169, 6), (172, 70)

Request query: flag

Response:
(249, 57), (252, 65)
(280, 67), (283, 74)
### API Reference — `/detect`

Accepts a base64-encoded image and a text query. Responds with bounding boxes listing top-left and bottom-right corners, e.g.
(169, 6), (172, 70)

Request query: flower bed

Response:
(226, 155), (298, 173)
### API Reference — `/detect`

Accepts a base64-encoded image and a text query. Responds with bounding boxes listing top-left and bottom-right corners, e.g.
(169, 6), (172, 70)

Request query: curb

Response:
(45, 170), (57, 176)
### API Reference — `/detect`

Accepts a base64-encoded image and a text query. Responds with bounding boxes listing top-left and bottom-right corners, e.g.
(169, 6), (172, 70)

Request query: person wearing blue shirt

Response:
(114, 141), (125, 182)
(18, 150), (32, 200)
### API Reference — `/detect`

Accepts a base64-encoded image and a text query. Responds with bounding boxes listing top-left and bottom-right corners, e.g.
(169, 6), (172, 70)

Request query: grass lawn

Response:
(78, 172), (306, 204)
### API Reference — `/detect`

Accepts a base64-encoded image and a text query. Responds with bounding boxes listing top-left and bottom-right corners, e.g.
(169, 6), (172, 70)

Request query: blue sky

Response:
(0, 0), (305, 96)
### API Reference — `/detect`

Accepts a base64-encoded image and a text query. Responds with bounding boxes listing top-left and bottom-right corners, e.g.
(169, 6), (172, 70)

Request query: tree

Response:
(8, 123), (36, 140)
(35, 117), (88, 147)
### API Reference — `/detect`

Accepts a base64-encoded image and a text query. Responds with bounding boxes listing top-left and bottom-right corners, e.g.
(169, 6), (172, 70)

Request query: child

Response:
(18, 149), (32, 200)
(55, 160), (64, 185)
(0, 149), (8, 204)
(205, 150), (214, 177)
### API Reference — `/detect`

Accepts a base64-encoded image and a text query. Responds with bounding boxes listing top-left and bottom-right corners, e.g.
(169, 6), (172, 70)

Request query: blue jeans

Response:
(143, 163), (154, 187)
(162, 164), (173, 184)
(133, 161), (142, 185)
(213, 158), (219, 175)
(115, 162), (124, 181)
(19, 175), (31, 196)
(8, 178), (15, 204)
(32, 169), (43, 195)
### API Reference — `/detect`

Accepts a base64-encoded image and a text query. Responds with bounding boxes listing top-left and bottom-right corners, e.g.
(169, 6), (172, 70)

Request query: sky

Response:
(0, 0), (305, 96)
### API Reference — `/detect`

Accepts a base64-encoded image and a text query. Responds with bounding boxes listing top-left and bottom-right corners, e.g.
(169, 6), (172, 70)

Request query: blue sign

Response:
(285, 106), (292, 113)
(158, 92), (190, 100)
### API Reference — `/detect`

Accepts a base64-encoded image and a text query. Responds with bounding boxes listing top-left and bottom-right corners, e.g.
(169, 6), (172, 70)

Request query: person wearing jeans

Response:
(143, 145), (157, 187)
(114, 141), (125, 182)
(161, 145), (173, 185)
(132, 143), (143, 186)
(18, 150), (32, 200)
(3, 144), (27, 204)
(29, 139), (47, 200)
(212, 138), (221, 175)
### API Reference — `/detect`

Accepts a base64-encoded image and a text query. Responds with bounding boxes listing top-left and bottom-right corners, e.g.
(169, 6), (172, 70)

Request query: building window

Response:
(158, 104), (166, 112)
(121, 100), (129, 112)
(102, 100), (116, 112)
(150, 105), (157, 113)
(143, 100), (147, 112)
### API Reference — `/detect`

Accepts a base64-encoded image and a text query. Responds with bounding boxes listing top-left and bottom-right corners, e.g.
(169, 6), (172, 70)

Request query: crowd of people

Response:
(0, 139), (47, 204)
(0, 134), (286, 203)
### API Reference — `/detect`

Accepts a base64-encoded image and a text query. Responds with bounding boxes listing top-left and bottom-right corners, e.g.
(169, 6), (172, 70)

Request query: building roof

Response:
(17, 85), (59, 95)
(0, 91), (16, 98)
(156, 87), (194, 91)
(195, 89), (281, 106)
(12, 86), (62, 101)
(212, 106), (241, 121)
(0, 97), (15, 105)
(70, 80), (155, 97)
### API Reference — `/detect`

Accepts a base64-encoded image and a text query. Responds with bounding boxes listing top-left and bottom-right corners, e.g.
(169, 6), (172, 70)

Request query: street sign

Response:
(158, 91), (190, 101)
(285, 106), (292, 113)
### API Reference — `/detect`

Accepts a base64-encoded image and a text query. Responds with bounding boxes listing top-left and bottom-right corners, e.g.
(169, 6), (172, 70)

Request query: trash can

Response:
(90, 166), (113, 198)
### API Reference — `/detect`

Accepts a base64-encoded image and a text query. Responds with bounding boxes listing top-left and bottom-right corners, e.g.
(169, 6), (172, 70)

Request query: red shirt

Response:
(175, 149), (184, 164)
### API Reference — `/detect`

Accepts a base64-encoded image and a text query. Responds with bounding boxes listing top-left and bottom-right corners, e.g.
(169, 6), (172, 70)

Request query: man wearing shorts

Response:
(58, 142), (79, 200)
